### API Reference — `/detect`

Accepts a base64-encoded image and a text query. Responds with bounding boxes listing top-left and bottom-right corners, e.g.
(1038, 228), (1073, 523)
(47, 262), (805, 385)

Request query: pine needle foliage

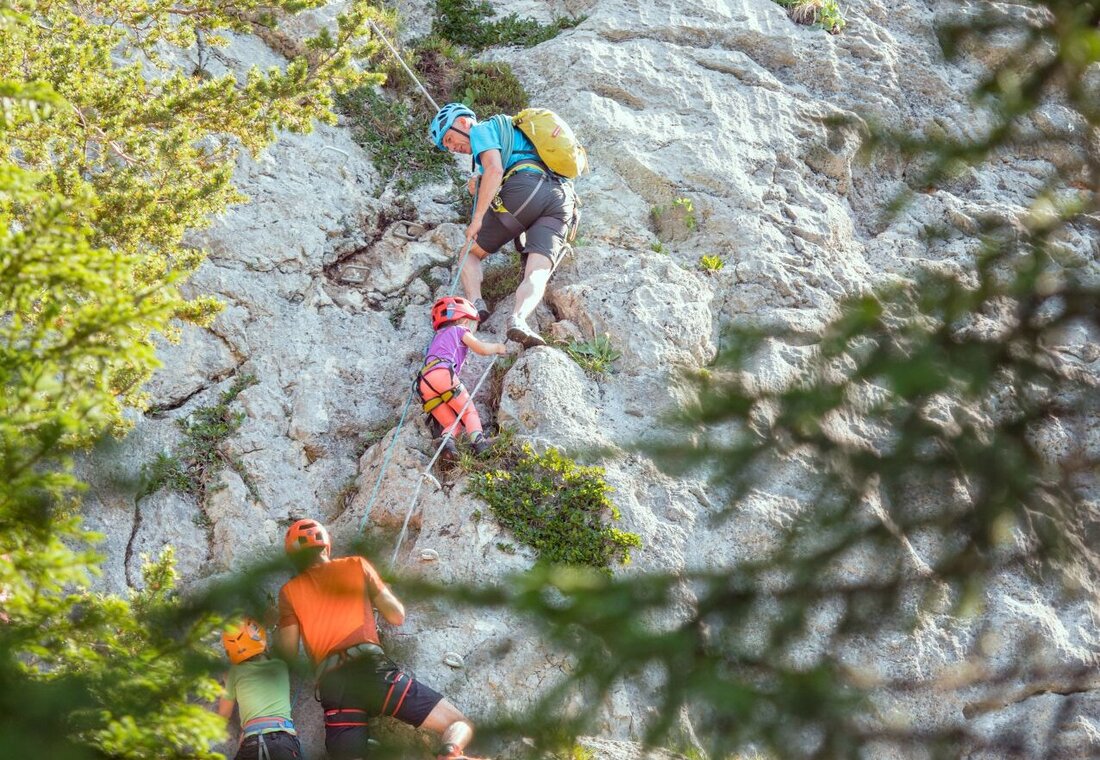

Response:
(0, 2), (387, 756)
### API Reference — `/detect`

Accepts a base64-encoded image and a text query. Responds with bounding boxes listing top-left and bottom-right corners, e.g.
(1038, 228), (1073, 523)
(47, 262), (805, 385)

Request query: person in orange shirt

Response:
(274, 519), (483, 760)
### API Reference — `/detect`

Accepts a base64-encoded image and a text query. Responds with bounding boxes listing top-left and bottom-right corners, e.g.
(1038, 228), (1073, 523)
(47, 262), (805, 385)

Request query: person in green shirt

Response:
(217, 617), (303, 760)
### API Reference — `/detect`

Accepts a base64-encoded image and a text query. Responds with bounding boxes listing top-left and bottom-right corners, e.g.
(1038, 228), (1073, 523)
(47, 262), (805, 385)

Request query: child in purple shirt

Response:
(417, 296), (507, 458)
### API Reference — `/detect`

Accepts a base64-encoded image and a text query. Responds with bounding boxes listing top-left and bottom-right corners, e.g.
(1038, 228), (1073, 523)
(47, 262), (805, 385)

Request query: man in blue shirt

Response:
(430, 103), (579, 348)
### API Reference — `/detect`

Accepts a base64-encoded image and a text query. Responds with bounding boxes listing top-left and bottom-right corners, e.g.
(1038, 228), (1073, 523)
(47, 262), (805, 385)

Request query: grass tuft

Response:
(564, 334), (622, 377)
(699, 254), (725, 273)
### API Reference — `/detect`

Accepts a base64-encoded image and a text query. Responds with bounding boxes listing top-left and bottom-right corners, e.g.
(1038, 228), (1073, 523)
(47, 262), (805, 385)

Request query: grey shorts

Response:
(477, 171), (577, 267)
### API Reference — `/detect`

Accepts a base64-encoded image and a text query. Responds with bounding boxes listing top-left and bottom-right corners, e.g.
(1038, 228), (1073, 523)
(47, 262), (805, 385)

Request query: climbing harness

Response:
(242, 717), (295, 738)
(240, 716), (296, 760)
(315, 642), (386, 680)
(324, 707), (370, 730)
(416, 358), (465, 414)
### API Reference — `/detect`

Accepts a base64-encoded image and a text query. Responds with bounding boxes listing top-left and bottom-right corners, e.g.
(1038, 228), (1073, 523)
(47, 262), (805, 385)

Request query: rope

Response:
(449, 238), (474, 295)
(368, 19), (439, 112)
(389, 356), (498, 568)
(352, 20), (495, 543)
(357, 393), (414, 532)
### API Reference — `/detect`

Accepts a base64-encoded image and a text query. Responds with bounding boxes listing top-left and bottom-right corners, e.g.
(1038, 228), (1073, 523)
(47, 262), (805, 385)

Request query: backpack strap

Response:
(488, 114), (514, 169)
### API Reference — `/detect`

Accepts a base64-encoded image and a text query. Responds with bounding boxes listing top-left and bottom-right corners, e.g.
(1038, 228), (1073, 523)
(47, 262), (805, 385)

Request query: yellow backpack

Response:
(512, 108), (589, 179)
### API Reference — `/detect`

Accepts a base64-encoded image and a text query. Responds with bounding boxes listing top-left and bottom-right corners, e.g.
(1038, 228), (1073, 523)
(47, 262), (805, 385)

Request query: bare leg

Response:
(419, 699), (474, 755)
(511, 254), (553, 321)
(460, 244), (488, 303)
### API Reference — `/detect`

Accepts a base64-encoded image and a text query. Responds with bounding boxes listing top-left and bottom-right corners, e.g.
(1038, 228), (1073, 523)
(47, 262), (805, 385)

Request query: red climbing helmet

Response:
(222, 616), (267, 664)
(284, 518), (331, 558)
(431, 296), (480, 330)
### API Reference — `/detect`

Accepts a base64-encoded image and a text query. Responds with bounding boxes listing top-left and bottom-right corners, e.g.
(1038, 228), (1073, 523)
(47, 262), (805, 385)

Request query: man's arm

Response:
(274, 623), (300, 661)
(467, 148), (504, 242)
(374, 586), (406, 626)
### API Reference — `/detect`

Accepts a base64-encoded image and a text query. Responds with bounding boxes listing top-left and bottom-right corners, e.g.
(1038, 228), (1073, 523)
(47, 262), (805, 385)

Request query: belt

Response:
(242, 716), (296, 738)
(503, 160), (548, 182)
(317, 641), (385, 678)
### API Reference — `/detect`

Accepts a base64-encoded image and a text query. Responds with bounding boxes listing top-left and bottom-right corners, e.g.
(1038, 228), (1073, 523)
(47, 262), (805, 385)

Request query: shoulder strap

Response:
(488, 114), (514, 169)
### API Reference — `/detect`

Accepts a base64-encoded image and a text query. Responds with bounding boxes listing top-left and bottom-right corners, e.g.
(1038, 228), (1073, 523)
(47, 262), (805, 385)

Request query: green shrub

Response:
(480, 251), (523, 304)
(338, 88), (455, 192)
(466, 444), (641, 572)
(457, 60), (529, 115)
(433, 0), (584, 52)
(564, 334), (622, 377)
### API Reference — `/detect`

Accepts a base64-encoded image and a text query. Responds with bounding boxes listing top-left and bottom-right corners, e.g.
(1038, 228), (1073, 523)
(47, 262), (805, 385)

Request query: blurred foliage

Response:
(0, 1), (386, 756)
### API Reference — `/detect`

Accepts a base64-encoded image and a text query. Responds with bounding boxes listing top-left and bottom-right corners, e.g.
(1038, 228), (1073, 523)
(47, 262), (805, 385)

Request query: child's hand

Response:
(496, 344), (509, 356)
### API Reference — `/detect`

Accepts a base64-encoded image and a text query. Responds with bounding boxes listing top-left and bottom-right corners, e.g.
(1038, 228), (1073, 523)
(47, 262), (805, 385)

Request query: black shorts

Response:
(234, 731), (302, 760)
(477, 171), (577, 267)
(319, 654), (445, 760)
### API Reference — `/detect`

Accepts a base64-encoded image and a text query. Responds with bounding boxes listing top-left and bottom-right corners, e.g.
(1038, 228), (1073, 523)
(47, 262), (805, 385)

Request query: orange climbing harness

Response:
(415, 358), (465, 413)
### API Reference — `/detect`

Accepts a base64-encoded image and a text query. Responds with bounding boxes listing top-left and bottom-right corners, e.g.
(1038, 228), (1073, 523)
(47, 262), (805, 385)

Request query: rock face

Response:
(78, 0), (1099, 758)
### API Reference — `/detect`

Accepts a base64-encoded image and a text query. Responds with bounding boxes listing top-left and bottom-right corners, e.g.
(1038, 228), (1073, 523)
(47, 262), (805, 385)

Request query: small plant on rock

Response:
(672, 196), (696, 230)
(774, 0), (846, 34)
(140, 374), (258, 503)
(699, 254), (725, 273)
(564, 334), (622, 377)
(338, 88), (455, 192)
(466, 443), (641, 573)
(457, 60), (529, 115)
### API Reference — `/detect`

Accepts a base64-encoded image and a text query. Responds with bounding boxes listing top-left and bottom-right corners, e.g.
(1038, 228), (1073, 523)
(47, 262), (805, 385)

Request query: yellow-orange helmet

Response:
(222, 617), (267, 665)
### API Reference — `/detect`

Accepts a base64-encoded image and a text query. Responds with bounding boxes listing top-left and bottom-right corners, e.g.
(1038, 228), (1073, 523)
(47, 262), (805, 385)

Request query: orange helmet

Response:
(431, 296), (480, 330)
(222, 617), (267, 664)
(284, 518), (331, 558)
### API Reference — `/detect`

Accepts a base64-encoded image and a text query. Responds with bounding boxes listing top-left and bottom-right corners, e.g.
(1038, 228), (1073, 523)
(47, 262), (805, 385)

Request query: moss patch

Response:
(466, 443), (641, 573)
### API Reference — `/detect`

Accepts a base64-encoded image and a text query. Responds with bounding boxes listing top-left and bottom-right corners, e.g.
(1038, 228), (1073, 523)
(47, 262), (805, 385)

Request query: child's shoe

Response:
(469, 433), (494, 456)
(434, 437), (458, 462)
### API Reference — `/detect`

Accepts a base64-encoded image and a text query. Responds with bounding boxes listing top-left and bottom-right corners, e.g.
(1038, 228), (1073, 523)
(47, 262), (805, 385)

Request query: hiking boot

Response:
(473, 297), (490, 324)
(469, 433), (494, 456)
(434, 437), (458, 462)
(505, 315), (546, 349)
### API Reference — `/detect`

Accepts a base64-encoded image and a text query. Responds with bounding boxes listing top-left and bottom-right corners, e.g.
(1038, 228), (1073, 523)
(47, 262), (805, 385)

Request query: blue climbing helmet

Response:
(430, 102), (475, 149)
